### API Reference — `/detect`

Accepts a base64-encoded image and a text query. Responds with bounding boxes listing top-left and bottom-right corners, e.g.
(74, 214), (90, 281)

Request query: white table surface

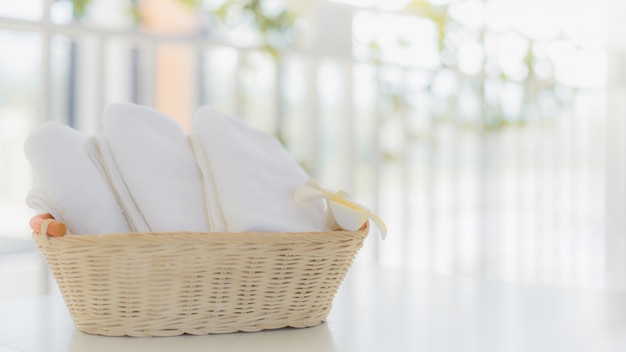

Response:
(2, 264), (626, 352)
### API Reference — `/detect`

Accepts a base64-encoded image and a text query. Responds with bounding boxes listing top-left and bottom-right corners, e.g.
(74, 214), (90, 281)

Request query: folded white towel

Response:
(25, 187), (62, 222)
(193, 106), (327, 232)
(24, 122), (132, 235)
(85, 134), (151, 232)
(188, 134), (227, 232)
(103, 102), (209, 232)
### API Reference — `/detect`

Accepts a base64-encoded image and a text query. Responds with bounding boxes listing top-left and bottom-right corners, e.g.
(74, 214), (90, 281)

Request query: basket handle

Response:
(32, 219), (54, 245)
(30, 214), (66, 237)
(40, 219), (54, 237)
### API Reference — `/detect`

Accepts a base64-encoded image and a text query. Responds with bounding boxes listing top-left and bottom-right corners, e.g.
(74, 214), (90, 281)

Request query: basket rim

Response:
(31, 224), (369, 247)
(34, 225), (367, 237)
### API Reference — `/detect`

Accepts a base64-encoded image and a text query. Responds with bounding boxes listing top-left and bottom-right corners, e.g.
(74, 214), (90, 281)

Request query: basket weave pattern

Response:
(33, 229), (367, 337)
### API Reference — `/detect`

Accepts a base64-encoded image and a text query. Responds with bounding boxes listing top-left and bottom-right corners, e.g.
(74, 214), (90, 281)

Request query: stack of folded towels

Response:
(24, 103), (328, 235)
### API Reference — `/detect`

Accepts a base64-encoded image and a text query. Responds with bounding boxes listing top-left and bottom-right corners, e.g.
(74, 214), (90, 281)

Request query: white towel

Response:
(25, 187), (62, 222)
(103, 102), (210, 232)
(187, 134), (227, 232)
(85, 134), (151, 232)
(24, 122), (132, 235)
(193, 106), (327, 232)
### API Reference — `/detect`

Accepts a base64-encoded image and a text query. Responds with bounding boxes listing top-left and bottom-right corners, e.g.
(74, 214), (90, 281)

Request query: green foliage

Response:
(56, 0), (90, 18)
(211, 0), (298, 58)
(72, 0), (90, 18)
(405, 0), (449, 50)
(362, 0), (576, 137)
(60, 0), (200, 20)
(177, 0), (202, 10)
(60, 0), (298, 58)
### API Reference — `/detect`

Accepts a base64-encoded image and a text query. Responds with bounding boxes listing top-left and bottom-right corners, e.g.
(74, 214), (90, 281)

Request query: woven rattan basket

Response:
(32, 225), (368, 337)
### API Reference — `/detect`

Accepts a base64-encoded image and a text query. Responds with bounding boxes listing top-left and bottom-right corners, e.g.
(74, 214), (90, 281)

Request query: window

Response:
(0, 0), (617, 295)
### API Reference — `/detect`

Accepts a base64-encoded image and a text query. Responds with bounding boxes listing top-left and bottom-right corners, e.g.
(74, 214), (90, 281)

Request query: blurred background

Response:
(0, 0), (624, 299)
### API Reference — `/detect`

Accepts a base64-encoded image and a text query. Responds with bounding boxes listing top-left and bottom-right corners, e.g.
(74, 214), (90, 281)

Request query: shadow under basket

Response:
(32, 226), (368, 337)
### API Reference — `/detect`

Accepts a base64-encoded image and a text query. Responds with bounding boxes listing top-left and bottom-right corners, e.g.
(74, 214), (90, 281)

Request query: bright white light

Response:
(353, 12), (440, 70)
(0, 31), (41, 81)
(0, 0), (42, 20)
(348, 0), (606, 88)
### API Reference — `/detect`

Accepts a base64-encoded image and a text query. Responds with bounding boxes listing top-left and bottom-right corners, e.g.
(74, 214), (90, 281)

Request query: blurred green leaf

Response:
(397, 36), (411, 48)
(177, 0), (202, 10)
(55, 0), (90, 18)
(404, 0), (449, 51)
(211, 0), (298, 58)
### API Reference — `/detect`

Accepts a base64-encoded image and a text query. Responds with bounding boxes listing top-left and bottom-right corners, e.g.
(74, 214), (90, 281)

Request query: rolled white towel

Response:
(85, 134), (151, 232)
(188, 134), (227, 232)
(193, 106), (327, 232)
(103, 102), (210, 232)
(25, 187), (62, 223)
(24, 122), (132, 235)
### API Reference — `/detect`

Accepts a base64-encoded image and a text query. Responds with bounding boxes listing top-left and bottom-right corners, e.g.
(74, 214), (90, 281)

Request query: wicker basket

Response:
(32, 226), (368, 337)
